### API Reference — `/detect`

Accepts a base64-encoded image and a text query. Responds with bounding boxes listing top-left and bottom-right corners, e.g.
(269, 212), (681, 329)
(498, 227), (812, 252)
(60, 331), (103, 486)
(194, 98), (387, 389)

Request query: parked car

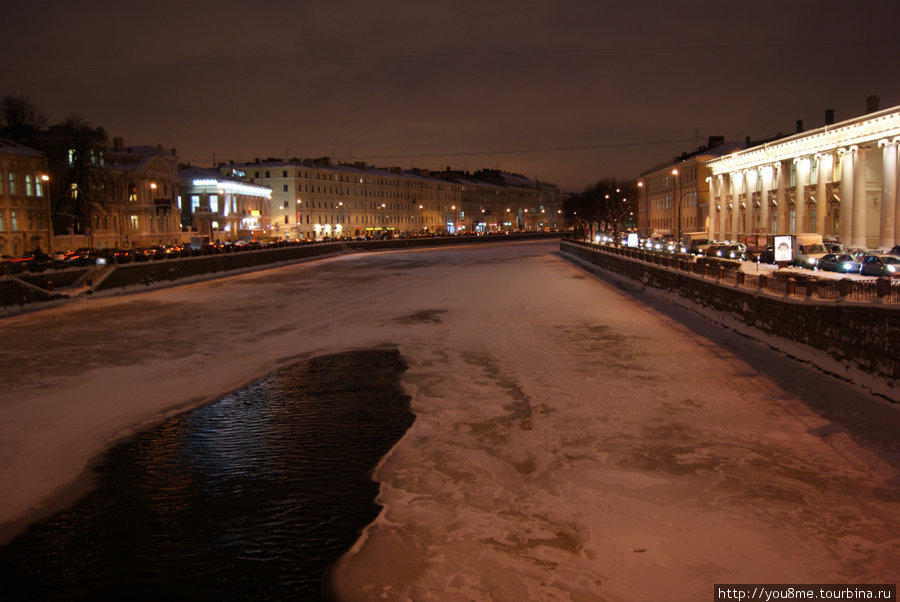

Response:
(860, 254), (900, 277)
(818, 253), (861, 274)
(705, 243), (728, 258)
(721, 243), (746, 261)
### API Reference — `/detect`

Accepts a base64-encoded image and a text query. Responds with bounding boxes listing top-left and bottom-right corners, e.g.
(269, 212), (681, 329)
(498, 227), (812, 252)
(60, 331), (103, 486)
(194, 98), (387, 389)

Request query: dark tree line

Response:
(562, 178), (637, 242)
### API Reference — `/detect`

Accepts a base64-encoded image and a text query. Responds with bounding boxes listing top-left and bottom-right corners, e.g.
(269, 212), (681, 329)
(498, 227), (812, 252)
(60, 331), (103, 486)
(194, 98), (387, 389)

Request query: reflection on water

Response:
(0, 349), (413, 600)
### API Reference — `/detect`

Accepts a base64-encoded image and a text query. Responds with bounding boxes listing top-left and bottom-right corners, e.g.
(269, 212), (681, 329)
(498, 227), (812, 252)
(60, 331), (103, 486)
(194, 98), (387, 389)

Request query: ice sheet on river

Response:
(1, 241), (898, 600)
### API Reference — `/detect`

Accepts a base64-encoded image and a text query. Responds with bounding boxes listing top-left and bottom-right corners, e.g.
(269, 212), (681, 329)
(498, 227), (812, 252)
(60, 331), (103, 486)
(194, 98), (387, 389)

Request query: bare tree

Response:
(0, 95), (48, 145)
(562, 193), (601, 241)
(564, 179), (637, 242)
(46, 115), (113, 237)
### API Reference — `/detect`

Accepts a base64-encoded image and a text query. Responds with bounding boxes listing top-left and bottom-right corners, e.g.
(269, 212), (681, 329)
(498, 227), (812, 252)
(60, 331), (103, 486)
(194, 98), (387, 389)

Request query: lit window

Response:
(8, 173), (15, 195)
(128, 183), (137, 202)
(68, 149), (75, 166)
(25, 175), (33, 196)
(130, 215), (139, 230)
(11, 210), (18, 230)
(210, 195), (219, 213)
(191, 196), (200, 211)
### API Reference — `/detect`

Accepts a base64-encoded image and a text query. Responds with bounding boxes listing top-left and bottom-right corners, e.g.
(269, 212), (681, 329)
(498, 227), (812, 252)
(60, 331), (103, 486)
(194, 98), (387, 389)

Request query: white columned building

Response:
(706, 104), (900, 249)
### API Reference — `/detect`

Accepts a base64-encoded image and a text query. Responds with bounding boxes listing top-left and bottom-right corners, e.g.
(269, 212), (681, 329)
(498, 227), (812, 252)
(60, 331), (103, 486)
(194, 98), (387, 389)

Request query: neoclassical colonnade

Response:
(706, 106), (900, 249)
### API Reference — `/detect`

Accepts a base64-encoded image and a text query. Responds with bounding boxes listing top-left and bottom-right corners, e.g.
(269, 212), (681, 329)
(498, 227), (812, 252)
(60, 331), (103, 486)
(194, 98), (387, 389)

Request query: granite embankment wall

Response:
(560, 239), (900, 397)
(1, 232), (562, 309)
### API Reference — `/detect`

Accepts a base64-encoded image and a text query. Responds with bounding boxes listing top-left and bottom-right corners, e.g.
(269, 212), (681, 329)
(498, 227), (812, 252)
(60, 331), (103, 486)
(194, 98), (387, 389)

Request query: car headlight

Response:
(888, 265), (897, 273)
(808, 258), (817, 265)
(843, 262), (854, 271)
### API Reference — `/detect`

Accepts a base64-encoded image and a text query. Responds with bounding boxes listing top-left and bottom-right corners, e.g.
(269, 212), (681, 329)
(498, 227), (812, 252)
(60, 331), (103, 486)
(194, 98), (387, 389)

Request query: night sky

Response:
(3, 0), (899, 191)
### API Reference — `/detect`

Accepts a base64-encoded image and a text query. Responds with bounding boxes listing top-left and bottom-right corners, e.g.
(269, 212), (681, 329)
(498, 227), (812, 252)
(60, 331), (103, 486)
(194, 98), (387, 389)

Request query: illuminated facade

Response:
(456, 172), (561, 233)
(223, 159), (559, 239)
(178, 167), (271, 241)
(99, 141), (181, 249)
(223, 160), (461, 239)
(0, 138), (50, 256)
(637, 139), (741, 239)
(706, 103), (900, 248)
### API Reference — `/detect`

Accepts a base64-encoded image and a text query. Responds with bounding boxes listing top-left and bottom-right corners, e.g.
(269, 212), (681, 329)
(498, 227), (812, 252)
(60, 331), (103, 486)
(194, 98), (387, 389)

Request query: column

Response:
(731, 171), (741, 240)
(707, 177), (716, 241)
(894, 138), (900, 247)
(775, 161), (787, 234)
(838, 148), (854, 243)
(879, 139), (897, 248)
(746, 168), (758, 232)
(718, 175), (727, 239)
(815, 153), (830, 235)
(794, 157), (809, 233)
(852, 146), (867, 248)
(760, 165), (772, 233)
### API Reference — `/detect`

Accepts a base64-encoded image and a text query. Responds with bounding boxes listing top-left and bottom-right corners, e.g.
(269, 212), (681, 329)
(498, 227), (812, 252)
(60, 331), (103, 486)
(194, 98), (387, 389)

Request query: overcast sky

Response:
(3, 0), (899, 191)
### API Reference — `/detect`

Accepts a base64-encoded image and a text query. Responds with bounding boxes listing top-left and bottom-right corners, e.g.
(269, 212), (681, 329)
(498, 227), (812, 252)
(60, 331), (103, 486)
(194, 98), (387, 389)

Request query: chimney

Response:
(825, 109), (835, 125)
(796, 120), (803, 133)
(866, 95), (880, 114)
(113, 137), (124, 151)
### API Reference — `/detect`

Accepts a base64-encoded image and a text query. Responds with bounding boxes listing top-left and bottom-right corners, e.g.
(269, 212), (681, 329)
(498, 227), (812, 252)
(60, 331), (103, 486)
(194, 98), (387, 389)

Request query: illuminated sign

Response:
(774, 235), (793, 262)
(192, 179), (272, 199)
(627, 233), (639, 248)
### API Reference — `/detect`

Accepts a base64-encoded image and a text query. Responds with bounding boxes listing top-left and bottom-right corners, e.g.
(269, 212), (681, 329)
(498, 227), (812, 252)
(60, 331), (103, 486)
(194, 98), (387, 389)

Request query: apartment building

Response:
(0, 138), (50, 257)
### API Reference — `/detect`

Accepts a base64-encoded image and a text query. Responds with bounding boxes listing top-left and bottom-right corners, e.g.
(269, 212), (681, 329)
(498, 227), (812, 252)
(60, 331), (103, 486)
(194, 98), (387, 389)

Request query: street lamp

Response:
(41, 175), (51, 252)
(671, 168), (681, 242)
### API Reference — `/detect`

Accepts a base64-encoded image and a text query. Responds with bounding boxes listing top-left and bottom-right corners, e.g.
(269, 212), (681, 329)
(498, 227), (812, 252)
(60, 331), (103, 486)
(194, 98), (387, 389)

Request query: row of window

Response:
(0, 173), (46, 197)
(0, 209), (47, 232)
(714, 208), (839, 236)
(256, 169), (457, 191)
(718, 158), (852, 193)
(277, 183), (458, 201)
(178, 195), (265, 216)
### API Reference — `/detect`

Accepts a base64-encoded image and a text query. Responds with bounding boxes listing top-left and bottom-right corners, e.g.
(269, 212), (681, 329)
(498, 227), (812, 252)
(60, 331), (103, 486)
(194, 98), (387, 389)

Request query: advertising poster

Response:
(774, 235), (793, 263)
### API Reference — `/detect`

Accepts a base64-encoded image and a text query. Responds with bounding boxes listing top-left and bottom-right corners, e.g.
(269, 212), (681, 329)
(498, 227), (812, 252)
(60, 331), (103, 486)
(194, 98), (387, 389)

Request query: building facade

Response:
(178, 167), (272, 242)
(0, 138), (50, 257)
(706, 103), (900, 249)
(637, 138), (740, 240)
(223, 159), (560, 240)
(96, 141), (181, 250)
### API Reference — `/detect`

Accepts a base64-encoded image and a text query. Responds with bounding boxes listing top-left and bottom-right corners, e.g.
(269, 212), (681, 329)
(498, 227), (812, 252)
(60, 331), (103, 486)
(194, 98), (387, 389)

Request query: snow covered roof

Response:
(0, 137), (44, 159)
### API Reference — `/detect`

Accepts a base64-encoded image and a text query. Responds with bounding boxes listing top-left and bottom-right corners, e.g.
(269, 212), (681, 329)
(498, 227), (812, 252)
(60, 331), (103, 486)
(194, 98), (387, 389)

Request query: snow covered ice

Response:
(1, 240), (898, 600)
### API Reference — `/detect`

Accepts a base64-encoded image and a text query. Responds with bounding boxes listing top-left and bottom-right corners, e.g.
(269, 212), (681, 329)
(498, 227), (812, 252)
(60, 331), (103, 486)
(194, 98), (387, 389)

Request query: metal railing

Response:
(563, 239), (900, 305)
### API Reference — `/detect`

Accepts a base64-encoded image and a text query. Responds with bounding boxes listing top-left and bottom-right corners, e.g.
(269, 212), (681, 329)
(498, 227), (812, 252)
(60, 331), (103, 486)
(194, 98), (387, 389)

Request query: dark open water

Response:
(0, 349), (414, 601)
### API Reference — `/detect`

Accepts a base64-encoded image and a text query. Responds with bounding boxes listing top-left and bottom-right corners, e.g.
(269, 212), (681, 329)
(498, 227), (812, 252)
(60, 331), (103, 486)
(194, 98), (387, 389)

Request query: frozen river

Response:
(1, 240), (898, 600)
